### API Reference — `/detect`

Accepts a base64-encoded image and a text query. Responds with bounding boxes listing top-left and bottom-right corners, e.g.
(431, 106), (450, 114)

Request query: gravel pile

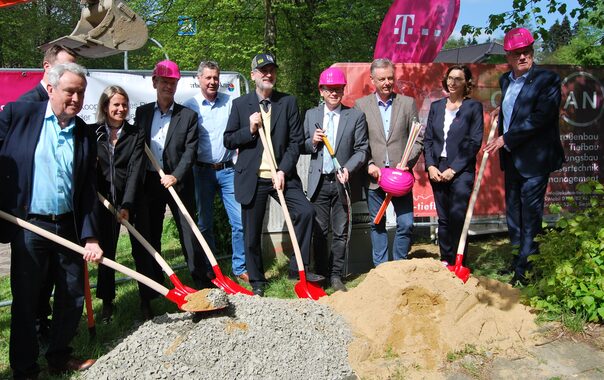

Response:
(81, 294), (354, 380)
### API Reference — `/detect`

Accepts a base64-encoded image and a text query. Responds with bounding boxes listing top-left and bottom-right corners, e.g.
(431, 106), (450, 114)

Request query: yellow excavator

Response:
(2, 0), (148, 58)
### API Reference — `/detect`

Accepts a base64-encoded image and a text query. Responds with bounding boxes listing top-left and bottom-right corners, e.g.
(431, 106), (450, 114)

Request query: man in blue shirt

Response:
(184, 61), (247, 283)
(484, 28), (564, 285)
(0, 63), (102, 379)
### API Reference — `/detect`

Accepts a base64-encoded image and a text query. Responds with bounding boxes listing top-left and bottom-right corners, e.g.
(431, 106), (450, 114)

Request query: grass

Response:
(0, 225), (522, 379)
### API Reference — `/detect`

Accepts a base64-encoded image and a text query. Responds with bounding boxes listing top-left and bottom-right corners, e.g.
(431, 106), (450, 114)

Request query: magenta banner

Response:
(373, 0), (460, 63)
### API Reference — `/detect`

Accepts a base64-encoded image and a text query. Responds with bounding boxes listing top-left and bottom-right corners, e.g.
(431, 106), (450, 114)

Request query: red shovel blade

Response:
(294, 271), (327, 300)
(447, 254), (471, 283)
(168, 274), (197, 294)
(210, 265), (254, 296)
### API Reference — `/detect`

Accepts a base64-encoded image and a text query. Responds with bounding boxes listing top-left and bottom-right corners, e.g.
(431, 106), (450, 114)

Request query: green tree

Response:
(544, 16), (573, 53)
(461, 0), (602, 40)
(543, 19), (604, 66)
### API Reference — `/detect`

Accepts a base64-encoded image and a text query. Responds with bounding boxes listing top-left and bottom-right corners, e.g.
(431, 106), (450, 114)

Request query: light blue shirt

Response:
(30, 102), (74, 215)
(502, 71), (529, 133)
(148, 102), (174, 170)
(376, 93), (393, 166)
(183, 92), (235, 163)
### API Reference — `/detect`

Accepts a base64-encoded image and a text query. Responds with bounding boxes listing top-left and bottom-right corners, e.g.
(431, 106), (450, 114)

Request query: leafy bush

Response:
(526, 181), (604, 322)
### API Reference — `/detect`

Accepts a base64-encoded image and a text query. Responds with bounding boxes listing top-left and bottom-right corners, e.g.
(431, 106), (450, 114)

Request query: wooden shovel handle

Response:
(97, 192), (175, 277)
(455, 117), (499, 254)
(0, 210), (170, 297)
(144, 145), (219, 267)
(256, 126), (306, 275)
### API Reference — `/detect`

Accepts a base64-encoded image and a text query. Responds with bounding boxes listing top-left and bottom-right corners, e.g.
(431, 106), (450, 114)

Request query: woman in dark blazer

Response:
(424, 65), (484, 265)
(93, 85), (145, 322)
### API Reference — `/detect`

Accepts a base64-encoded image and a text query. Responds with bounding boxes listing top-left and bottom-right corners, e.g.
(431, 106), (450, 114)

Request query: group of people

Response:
(0, 27), (564, 380)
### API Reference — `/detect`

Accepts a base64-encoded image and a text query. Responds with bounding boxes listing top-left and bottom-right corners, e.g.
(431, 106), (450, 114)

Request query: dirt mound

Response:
(321, 259), (541, 378)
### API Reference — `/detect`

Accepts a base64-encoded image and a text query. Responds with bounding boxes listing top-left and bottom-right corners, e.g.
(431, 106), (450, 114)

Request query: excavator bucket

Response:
(40, 0), (148, 58)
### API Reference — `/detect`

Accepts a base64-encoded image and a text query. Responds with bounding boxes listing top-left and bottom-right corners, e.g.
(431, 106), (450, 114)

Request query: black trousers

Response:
(131, 171), (210, 298)
(430, 157), (475, 265)
(311, 174), (349, 278)
(10, 217), (84, 379)
(95, 204), (123, 302)
(241, 178), (314, 287)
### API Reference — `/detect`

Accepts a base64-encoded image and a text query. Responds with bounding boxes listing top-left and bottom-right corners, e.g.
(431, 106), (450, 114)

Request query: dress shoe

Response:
(288, 271), (325, 283)
(252, 286), (264, 297)
(48, 357), (96, 374)
(101, 300), (114, 323)
(140, 300), (153, 320)
(330, 277), (348, 292)
(236, 272), (250, 283)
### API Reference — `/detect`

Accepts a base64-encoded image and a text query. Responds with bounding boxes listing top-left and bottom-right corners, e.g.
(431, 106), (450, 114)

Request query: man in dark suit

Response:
(132, 60), (208, 318)
(0, 63), (101, 379)
(354, 58), (423, 267)
(484, 28), (565, 285)
(224, 53), (323, 296)
(19, 45), (77, 102)
(303, 67), (368, 292)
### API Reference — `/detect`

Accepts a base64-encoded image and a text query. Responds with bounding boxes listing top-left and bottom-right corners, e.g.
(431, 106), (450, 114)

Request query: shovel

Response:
(83, 262), (96, 338)
(144, 145), (253, 296)
(448, 117), (499, 283)
(257, 125), (327, 300)
(0, 210), (227, 312)
(97, 193), (197, 295)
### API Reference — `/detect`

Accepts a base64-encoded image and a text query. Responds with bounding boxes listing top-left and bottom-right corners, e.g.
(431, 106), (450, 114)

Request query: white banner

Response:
(78, 71), (243, 123)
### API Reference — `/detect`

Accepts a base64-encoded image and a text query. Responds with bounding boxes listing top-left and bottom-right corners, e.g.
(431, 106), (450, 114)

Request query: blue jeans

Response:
(367, 187), (414, 266)
(193, 166), (246, 276)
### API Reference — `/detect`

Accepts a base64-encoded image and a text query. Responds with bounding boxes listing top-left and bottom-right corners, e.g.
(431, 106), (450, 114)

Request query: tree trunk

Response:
(263, 0), (276, 55)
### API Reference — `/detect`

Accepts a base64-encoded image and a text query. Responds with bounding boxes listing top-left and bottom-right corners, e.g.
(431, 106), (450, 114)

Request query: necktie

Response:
(322, 112), (335, 174)
(260, 99), (270, 113)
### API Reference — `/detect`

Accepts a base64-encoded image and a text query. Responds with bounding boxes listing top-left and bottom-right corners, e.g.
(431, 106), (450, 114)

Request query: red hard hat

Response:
(318, 67), (347, 87)
(153, 60), (181, 79)
(378, 168), (414, 197)
(503, 28), (535, 51)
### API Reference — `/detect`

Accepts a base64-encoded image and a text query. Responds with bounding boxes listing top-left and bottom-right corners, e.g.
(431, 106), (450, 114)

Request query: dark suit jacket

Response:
(135, 102), (198, 194)
(303, 104), (369, 201)
(499, 65), (565, 177)
(224, 90), (303, 206)
(0, 101), (99, 243)
(18, 82), (49, 102)
(92, 121), (145, 211)
(354, 92), (423, 190)
(424, 97), (484, 173)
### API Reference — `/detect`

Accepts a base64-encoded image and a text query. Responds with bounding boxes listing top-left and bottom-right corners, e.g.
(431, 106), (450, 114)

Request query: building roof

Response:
(434, 42), (505, 63)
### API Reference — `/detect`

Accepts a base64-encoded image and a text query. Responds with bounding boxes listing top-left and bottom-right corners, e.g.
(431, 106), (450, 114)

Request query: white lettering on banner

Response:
(394, 14), (415, 45)
(562, 71), (604, 127)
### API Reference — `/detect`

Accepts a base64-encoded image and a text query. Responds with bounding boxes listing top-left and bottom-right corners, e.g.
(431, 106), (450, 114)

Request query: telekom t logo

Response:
(394, 14), (443, 45)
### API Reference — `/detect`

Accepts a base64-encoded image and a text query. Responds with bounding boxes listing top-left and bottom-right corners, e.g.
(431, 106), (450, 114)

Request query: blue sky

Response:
(453, 0), (580, 40)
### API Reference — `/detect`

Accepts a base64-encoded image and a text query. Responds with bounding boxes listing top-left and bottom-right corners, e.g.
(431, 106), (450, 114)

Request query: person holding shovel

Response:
(354, 58), (423, 267)
(224, 53), (324, 297)
(92, 85), (145, 323)
(0, 62), (102, 379)
(303, 67), (369, 292)
(484, 28), (564, 286)
(424, 65), (484, 266)
(132, 60), (210, 319)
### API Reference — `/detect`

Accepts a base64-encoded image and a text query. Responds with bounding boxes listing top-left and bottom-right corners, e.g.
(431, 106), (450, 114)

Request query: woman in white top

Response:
(424, 65), (484, 265)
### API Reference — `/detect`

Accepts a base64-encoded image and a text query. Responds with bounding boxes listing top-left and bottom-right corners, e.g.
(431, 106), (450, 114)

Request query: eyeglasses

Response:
(507, 48), (533, 59)
(446, 76), (465, 84)
(321, 87), (345, 94)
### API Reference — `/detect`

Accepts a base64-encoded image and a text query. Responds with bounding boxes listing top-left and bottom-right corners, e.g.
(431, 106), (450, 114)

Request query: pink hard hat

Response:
(503, 28), (535, 51)
(153, 60), (181, 79)
(378, 168), (414, 197)
(319, 67), (347, 87)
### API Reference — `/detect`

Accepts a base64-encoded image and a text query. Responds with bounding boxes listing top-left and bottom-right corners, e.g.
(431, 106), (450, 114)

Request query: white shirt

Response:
(148, 102), (174, 170)
(440, 107), (459, 158)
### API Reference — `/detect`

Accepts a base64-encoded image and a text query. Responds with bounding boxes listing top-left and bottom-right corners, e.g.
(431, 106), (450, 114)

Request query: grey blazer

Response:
(354, 92), (423, 190)
(303, 104), (369, 202)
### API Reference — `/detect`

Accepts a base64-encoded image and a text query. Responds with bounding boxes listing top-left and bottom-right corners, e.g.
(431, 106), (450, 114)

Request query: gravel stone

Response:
(81, 294), (353, 379)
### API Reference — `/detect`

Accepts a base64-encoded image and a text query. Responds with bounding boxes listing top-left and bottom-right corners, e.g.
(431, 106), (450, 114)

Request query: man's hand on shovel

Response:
(83, 238), (103, 263)
(273, 170), (285, 191)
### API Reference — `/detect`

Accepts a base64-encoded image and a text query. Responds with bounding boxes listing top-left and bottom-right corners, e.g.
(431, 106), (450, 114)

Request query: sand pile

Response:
(321, 259), (540, 378)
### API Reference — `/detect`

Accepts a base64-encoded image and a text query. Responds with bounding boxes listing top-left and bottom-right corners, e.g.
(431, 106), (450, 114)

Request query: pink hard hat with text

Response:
(319, 67), (347, 87)
(503, 28), (535, 51)
(153, 60), (181, 79)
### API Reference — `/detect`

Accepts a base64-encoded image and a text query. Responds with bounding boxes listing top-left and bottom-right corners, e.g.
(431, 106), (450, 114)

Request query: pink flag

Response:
(373, 0), (460, 63)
